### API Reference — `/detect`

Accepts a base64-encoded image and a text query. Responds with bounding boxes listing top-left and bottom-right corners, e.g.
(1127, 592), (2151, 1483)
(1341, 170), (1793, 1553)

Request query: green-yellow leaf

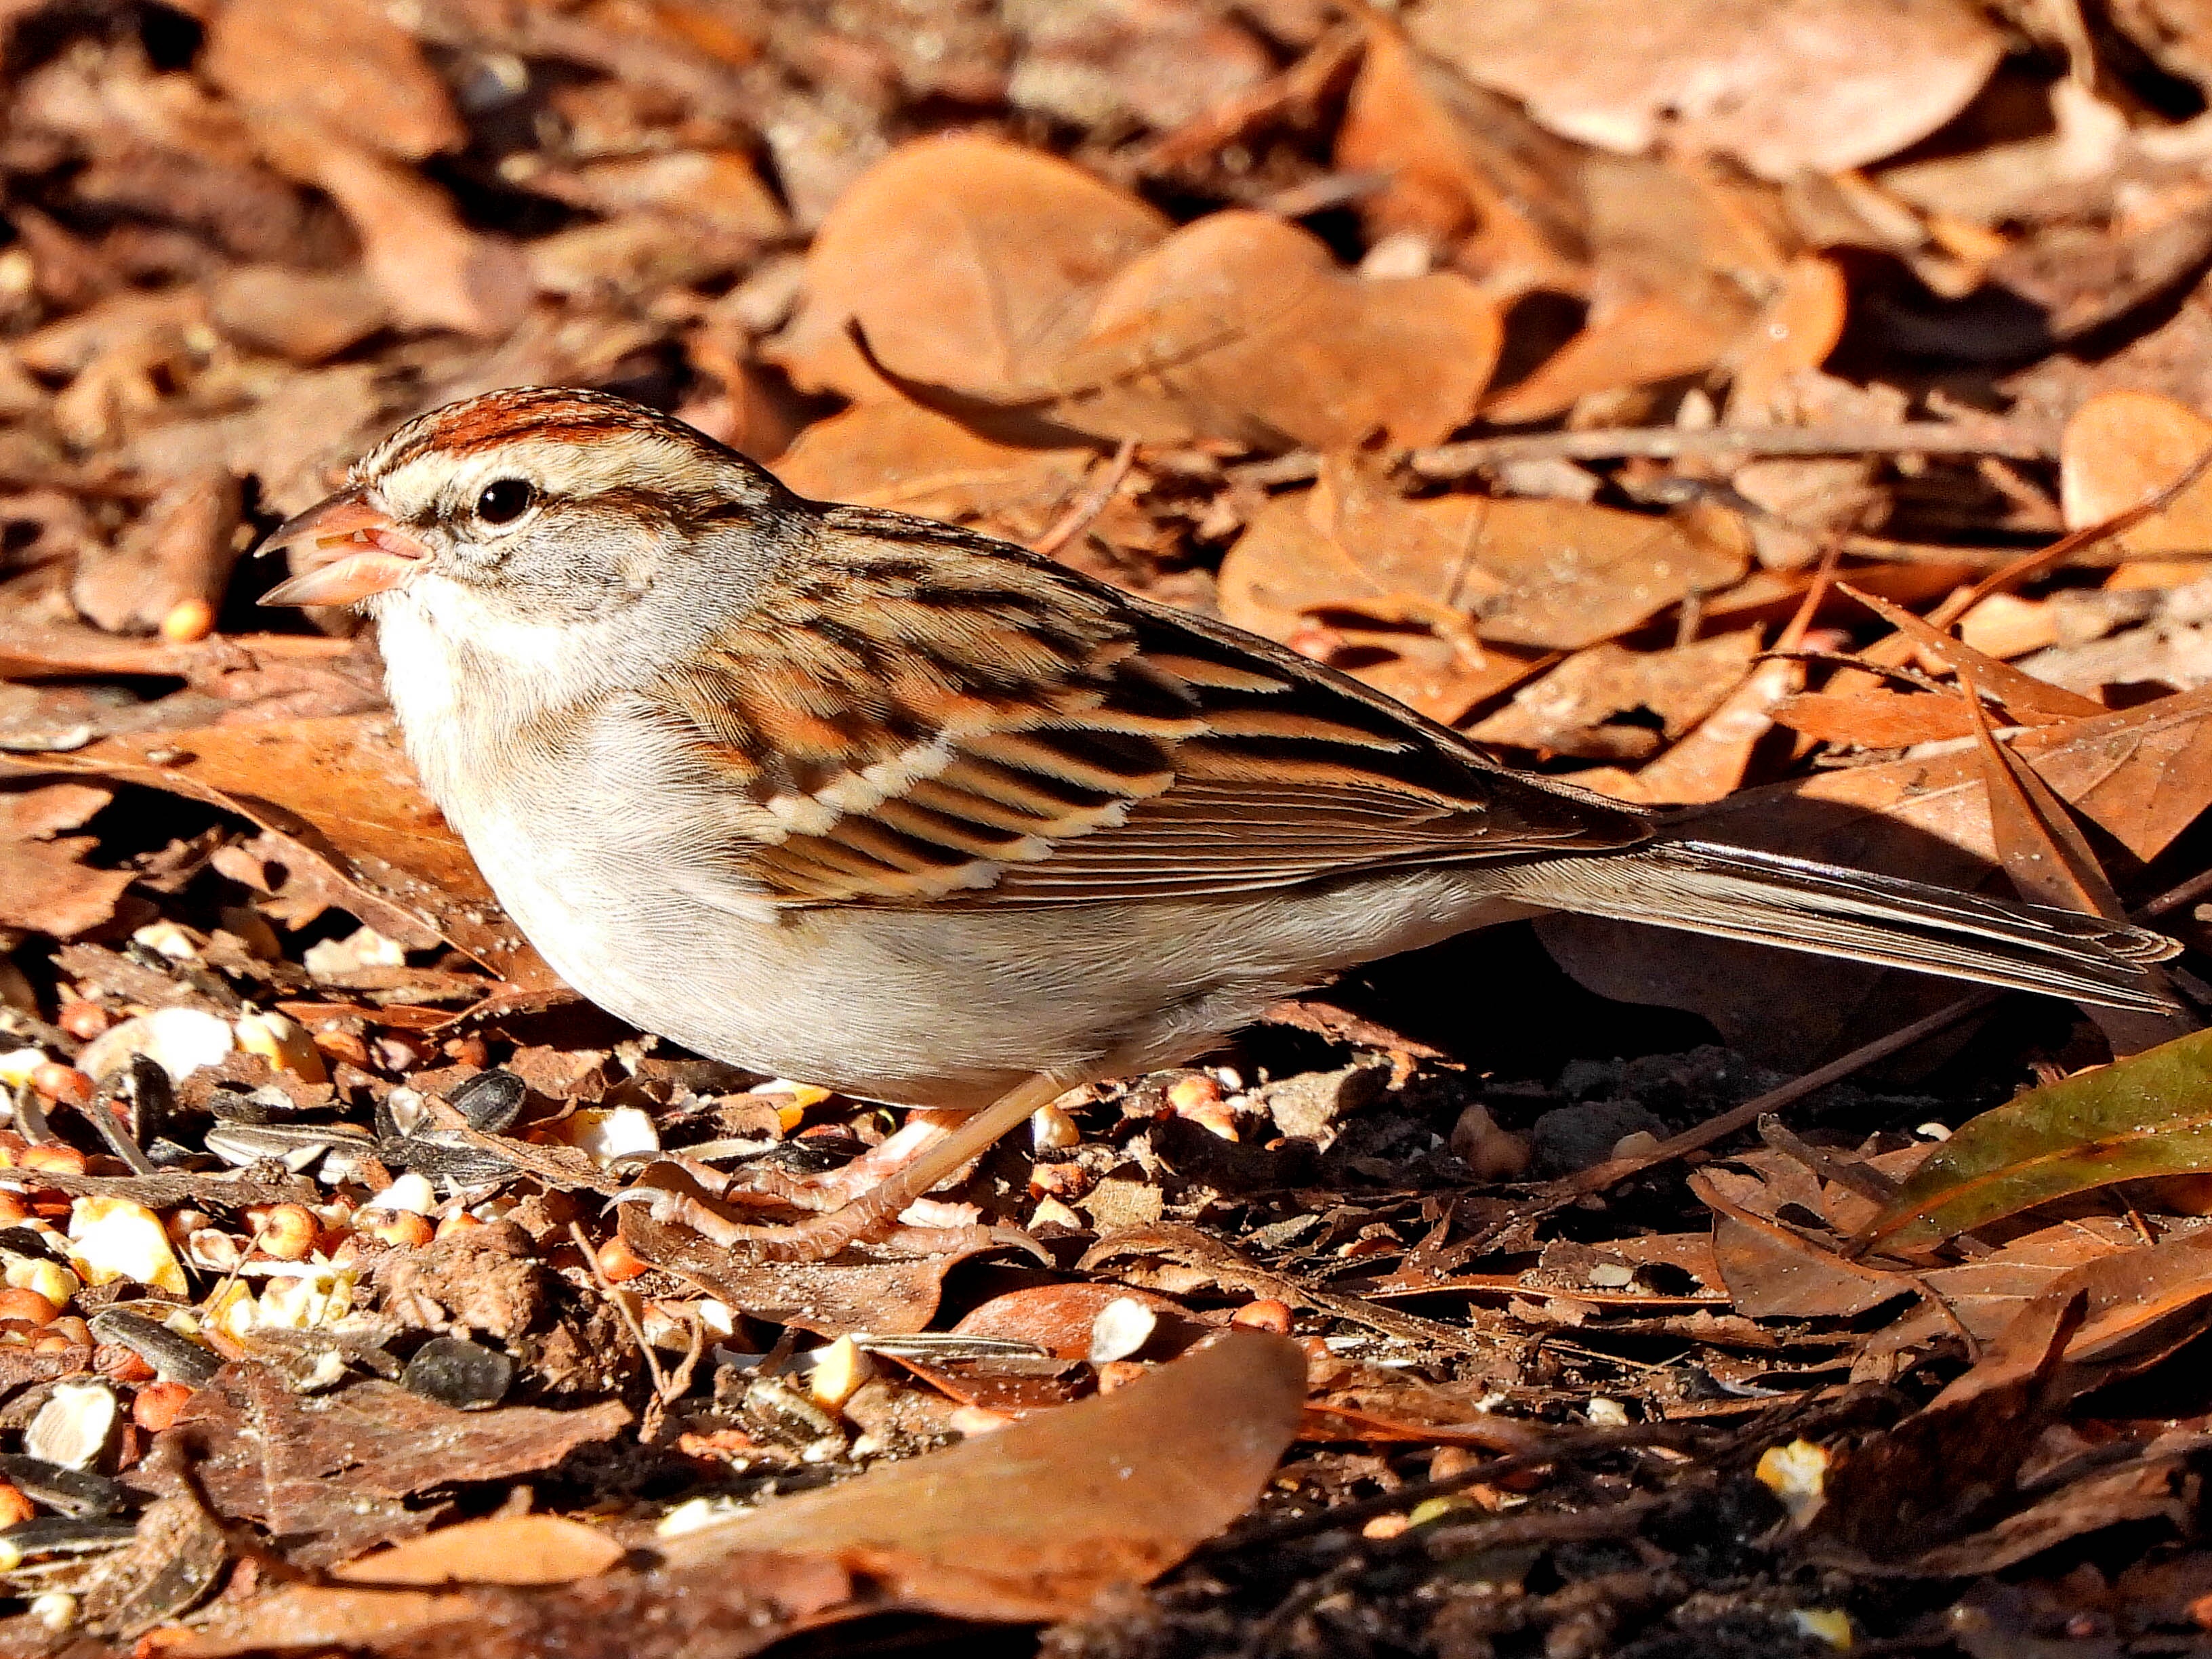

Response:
(1862, 1027), (2212, 1254)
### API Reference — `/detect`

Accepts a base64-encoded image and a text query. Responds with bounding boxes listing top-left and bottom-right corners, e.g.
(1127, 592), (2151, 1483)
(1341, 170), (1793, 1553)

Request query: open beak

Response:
(258, 487), (430, 608)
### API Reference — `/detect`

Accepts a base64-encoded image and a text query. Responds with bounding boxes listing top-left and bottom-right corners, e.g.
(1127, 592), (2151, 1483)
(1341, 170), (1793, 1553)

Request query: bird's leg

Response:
(719, 1111), (964, 1212)
(626, 1071), (1084, 1262)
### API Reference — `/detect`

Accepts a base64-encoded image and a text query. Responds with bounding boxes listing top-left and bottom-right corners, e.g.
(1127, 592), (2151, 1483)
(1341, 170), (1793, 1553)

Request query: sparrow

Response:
(261, 387), (2179, 1258)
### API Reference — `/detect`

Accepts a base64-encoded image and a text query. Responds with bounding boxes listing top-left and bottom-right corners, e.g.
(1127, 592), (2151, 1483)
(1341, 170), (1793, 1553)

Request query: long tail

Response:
(1487, 840), (2183, 1013)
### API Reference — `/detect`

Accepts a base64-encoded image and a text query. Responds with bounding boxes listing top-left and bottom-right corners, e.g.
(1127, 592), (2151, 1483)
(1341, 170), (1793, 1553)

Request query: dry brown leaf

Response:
(170, 1364), (631, 1568)
(69, 471), (241, 636)
(252, 121), (530, 340)
(771, 401), (1097, 540)
(1692, 1166), (1911, 1318)
(949, 1282), (1205, 1360)
(1047, 210), (1503, 449)
(1769, 688), (1986, 748)
(1844, 583), (2107, 723)
(668, 1330), (1307, 1621)
(175, 1335), (1304, 1657)
(1468, 632), (1761, 760)
(1216, 476), (1533, 722)
(1461, 498), (1748, 649)
(1725, 255), (1849, 417)
(1410, 0), (2005, 180)
(1483, 292), (1732, 425)
(506, 150), (787, 239)
(774, 136), (1172, 403)
(0, 778), (133, 937)
(201, 0), (464, 161)
(1577, 655), (1802, 804)
(334, 1517), (626, 1587)
(2060, 389), (2212, 586)
(34, 713), (552, 985)
(1333, 20), (1586, 295)
(619, 1204), (1014, 1336)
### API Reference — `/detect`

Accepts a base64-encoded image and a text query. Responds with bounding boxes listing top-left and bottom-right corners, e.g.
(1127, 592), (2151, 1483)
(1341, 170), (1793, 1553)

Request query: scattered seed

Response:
(24, 1382), (117, 1471)
(1087, 1295), (1158, 1365)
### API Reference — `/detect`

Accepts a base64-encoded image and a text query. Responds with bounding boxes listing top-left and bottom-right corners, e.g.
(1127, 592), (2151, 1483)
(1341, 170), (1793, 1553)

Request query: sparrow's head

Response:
(260, 387), (799, 630)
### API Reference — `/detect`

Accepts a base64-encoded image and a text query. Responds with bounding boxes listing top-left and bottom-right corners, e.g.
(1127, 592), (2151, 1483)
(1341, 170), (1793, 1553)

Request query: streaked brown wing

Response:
(647, 508), (1651, 908)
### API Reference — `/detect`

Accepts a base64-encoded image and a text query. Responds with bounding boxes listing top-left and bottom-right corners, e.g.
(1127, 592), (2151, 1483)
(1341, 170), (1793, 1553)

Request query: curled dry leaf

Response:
(949, 1282), (1204, 1360)
(664, 1330), (1307, 1621)
(618, 1202), (1015, 1336)
(39, 713), (554, 986)
(772, 401), (1097, 540)
(333, 1515), (626, 1587)
(0, 779), (135, 937)
(774, 136), (1172, 403)
(69, 470), (242, 637)
(1332, 19), (1588, 295)
(1861, 1027), (2212, 1254)
(1693, 1164), (1910, 1319)
(1482, 292), (1731, 425)
(1410, 0), (2005, 180)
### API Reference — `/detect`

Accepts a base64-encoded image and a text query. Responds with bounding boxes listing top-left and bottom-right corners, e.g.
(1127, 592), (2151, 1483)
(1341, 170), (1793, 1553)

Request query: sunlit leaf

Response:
(1861, 1028), (2212, 1253)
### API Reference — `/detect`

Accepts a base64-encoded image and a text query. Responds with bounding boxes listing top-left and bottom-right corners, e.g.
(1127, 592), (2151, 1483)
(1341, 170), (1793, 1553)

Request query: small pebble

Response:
(0, 1483), (33, 1527)
(400, 1336), (514, 1408)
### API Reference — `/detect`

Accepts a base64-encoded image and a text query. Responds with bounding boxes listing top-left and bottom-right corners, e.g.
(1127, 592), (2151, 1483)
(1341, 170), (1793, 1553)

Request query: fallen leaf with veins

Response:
(1412, 0), (2005, 180)
(773, 136), (1171, 404)
(1862, 1027), (2212, 1253)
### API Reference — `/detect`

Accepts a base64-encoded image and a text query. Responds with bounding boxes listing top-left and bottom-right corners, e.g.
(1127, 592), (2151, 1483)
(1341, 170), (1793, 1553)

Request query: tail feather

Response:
(1492, 840), (2182, 1014)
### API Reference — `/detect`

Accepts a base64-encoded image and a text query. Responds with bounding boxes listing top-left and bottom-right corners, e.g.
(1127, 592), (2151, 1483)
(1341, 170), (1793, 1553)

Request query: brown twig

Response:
(1406, 419), (2058, 478)
(570, 1218), (669, 1410)
(1029, 438), (1137, 558)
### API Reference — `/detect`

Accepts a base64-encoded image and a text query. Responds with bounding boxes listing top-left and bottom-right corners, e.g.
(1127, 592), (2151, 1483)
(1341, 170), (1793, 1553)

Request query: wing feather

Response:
(644, 510), (1650, 907)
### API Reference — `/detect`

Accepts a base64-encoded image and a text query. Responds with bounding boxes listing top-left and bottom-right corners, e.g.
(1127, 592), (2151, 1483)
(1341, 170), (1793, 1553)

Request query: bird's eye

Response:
(474, 479), (535, 525)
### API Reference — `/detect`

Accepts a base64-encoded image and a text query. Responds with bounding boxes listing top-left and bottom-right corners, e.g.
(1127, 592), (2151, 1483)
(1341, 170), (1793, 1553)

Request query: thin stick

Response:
(1408, 420), (2057, 478)
(1030, 439), (1137, 558)
(571, 1218), (668, 1401)
(1562, 989), (2001, 1197)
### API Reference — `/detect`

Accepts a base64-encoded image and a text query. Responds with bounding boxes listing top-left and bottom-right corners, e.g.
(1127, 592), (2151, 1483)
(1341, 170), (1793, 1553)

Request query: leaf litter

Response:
(6, 2), (2212, 1655)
